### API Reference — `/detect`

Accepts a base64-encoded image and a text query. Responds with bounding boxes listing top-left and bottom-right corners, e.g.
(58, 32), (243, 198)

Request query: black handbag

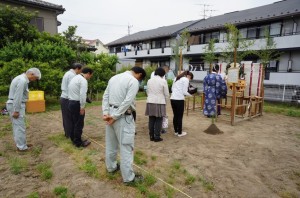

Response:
(188, 84), (197, 95)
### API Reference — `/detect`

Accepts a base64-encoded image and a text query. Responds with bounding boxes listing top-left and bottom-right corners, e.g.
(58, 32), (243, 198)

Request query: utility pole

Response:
(195, 3), (217, 19)
(128, 23), (133, 35)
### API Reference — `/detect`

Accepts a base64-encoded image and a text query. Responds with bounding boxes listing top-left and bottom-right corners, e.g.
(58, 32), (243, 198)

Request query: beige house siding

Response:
(1, 1), (63, 35)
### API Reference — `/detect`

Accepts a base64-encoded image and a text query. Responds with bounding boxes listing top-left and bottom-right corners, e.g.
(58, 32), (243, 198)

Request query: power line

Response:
(61, 19), (128, 27)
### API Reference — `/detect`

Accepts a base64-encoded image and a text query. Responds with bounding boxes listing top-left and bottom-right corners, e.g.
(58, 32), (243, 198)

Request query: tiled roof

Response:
(106, 20), (201, 46)
(187, 0), (300, 32)
(107, 0), (300, 46)
(4, 0), (65, 13)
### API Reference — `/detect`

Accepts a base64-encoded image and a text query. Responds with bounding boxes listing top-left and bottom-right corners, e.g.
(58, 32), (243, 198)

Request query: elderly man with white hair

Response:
(6, 68), (41, 152)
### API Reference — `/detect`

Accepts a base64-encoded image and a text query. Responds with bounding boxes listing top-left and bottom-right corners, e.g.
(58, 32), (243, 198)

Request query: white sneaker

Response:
(174, 132), (178, 136)
(177, 132), (187, 137)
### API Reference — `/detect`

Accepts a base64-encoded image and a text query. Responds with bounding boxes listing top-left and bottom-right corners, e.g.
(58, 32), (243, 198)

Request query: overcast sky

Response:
(46, 0), (279, 44)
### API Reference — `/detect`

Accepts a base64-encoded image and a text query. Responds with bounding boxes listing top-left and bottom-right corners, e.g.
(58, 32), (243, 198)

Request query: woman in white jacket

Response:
(170, 71), (194, 137)
(145, 68), (169, 142)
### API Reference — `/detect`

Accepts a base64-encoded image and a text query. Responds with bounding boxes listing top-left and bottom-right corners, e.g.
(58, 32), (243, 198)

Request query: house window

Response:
(30, 17), (44, 32)
(152, 40), (167, 49)
(204, 33), (211, 43)
(161, 40), (166, 48)
(247, 27), (257, 39)
(259, 25), (269, 38)
(211, 32), (219, 42)
(219, 31), (227, 42)
(240, 28), (247, 39)
(115, 46), (121, 53)
(270, 22), (282, 36)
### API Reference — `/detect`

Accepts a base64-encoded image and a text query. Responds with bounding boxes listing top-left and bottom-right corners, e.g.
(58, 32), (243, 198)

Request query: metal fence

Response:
(191, 81), (300, 104)
(264, 84), (300, 103)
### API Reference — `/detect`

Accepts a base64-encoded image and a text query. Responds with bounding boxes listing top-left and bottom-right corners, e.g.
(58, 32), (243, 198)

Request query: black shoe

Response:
(82, 140), (91, 147)
(75, 140), (91, 148)
(161, 129), (167, 134)
(124, 174), (144, 186)
(154, 137), (163, 142)
(150, 136), (154, 141)
(109, 164), (120, 174)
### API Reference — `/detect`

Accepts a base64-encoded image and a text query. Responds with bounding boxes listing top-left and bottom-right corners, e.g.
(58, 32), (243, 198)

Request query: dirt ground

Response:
(0, 100), (300, 198)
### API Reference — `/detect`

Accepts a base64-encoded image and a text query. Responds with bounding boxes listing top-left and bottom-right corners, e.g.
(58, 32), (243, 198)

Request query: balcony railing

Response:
(112, 32), (300, 58)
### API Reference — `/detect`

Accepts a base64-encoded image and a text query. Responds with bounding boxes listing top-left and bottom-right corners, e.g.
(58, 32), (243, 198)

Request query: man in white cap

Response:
(6, 68), (41, 152)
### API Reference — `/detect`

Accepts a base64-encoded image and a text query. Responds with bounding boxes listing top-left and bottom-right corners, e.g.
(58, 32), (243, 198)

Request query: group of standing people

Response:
(6, 63), (226, 185)
(60, 63), (94, 148)
(146, 67), (194, 141)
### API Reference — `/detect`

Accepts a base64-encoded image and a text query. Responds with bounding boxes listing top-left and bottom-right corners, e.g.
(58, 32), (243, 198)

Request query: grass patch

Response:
(164, 186), (176, 198)
(4, 141), (14, 151)
(134, 150), (147, 165)
(31, 146), (42, 157)
(185, 174), (196, 185)
(27, 191), (39, 198)
(0, 115), (11, 138)
(147, 191), (160, 198)
(106, 171), (119, 180)
(264, 102), (300, 117)
(150, 155), (157, 161)
(144, 173), (157, 187)
(80, 158), (99, 178)
(48, 134), (70, 145)
(48, 134), (76, 154)
(279, 191), (298, 198)
(53, 186), (68, 196)
(171, 160), (181, 170)
(9, 157), (28, 174)
(37, 162), (53, 181)
(87, 149), (98, 156)
(199, 176), (215, 192)
(136, 183), (148, 195)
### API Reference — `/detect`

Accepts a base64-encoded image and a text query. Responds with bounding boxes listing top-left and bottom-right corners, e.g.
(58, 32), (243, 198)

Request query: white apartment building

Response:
(107, 0), (300, 86)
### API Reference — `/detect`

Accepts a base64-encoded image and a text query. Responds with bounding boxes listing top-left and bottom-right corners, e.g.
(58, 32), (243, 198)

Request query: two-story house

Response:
(1, 0), (65, 35)
(107, 0), (300, 87)
(82, 39), (109, 54)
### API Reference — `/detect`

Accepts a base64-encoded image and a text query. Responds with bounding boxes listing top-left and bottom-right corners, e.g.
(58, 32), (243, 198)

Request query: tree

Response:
(202, 38), (218, 73)
(171, 29), (190, 74)
(221, 24), (254, 69)
(254, 29), (281, 114)
(0, 5), (119, 99)
(0, 5), (39, 48)
(87, 53), (119, 99)
(255, 29), (281, 69)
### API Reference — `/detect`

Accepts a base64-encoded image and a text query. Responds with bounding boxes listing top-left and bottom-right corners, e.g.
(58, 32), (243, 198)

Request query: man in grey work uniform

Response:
(6, 68), (41, 151)
(68, 67), (93, 148)
(102, 66), (146, 184)
(60, 63), (83, 138)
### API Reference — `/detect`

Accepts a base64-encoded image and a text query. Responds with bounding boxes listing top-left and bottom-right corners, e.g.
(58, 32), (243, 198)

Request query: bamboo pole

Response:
(231, 47), (237, 126)
(179, 48), (183, 73)
(260, 64), (265, 115)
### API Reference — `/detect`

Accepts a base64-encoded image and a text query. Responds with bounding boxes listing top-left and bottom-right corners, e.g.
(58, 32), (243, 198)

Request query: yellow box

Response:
(28, 91), (44, 101)
(26, 100), (45, 113)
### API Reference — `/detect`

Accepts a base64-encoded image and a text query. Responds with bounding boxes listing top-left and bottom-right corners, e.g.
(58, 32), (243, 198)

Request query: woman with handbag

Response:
(145, 67), (170, 142)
